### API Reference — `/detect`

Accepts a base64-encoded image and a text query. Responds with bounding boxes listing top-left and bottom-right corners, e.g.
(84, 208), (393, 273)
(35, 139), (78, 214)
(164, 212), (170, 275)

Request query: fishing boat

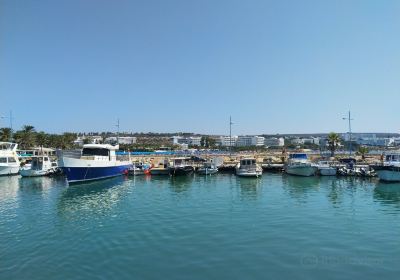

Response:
(285, 153), (317, 177)
(20, 155), (58, 177)
(371, 152), (400, 182)
(168, 157), (194, 176)
(197, 162), (218, 175)
(0, 142), (20, 175)
(58, 144), (132, 184)
(235, 158), (262, 177)
(317, 161), (337, 176)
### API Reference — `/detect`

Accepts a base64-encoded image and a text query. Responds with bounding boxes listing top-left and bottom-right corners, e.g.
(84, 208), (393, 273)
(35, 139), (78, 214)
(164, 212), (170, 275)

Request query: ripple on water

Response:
(1, 174), (400, 279)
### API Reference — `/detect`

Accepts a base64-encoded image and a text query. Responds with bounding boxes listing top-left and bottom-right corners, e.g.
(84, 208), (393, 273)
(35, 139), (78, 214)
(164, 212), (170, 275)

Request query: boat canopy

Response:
(289, 153), (308, 160)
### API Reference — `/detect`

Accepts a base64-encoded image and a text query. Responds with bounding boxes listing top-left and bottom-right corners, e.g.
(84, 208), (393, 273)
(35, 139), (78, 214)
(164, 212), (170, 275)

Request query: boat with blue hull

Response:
(58, 144), (132, 184)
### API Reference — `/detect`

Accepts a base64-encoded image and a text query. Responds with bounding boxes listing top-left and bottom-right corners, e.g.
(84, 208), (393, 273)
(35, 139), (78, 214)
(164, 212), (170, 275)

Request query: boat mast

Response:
(342, 110), (354, 157)
(116, 118), (120, 145)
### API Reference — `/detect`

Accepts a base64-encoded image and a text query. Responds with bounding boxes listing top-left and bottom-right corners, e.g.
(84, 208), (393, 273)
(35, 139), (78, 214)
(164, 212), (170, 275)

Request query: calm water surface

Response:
(1, 174), (399, 279)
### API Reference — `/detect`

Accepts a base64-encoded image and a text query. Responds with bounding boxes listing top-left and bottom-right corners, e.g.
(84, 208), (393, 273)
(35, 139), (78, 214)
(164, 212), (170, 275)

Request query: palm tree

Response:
(0, 127), (12, 141)
(358, 146), (369, 161)
(15, 125), (36, 149)
(327, 132), (341, 157)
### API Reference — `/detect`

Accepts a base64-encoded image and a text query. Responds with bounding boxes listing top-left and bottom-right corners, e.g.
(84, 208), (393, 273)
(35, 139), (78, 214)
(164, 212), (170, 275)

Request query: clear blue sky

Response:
(1, 0), (400, 135)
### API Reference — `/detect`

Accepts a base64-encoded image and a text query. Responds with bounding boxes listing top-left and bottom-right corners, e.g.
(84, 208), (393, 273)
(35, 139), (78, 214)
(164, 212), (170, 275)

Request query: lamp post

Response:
(342, 111), (354, 157)
(229, 116), (234, 158)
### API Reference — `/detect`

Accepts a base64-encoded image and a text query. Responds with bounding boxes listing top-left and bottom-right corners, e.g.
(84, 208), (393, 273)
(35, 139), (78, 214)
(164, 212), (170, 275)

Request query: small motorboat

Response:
(371, 153), (400, 182)
(317, 161), (337, 176)
(168, 157), (194, 176)
(285, 153), (317, 177)
(20, 156), (59, 177)
(235, 158), (262, 177)
(197, 162), (218, 175)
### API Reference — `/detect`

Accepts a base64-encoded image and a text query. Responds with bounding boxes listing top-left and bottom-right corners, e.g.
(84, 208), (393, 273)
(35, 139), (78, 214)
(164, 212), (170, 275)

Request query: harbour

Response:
(1, 173), (399, 279)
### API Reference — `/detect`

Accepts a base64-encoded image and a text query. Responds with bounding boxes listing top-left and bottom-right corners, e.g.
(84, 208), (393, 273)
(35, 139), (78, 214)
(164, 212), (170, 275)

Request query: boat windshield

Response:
(241, 159), (256, 165)
(82, 148), (109, 157)
(0, 143), (16, 150)
(290, 154), (308, 160)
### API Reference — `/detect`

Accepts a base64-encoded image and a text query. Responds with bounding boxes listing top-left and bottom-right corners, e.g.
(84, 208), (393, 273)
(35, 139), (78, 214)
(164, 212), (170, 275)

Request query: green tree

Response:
(327, 132), (341, 157)
(0, 127), (12, 141)
(358, 146), (369, 161)
(15, 125), (36, 149)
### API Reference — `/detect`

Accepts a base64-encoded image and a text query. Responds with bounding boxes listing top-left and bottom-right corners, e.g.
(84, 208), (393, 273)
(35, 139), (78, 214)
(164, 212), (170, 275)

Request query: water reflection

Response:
(236, 177), (262, 200)
(18, 176), (60, 195)
(281, 175), (320, 202)
(374, 183), (400, 209)
(169, 176), (193, 193)
(57, 176), (131, 219)
(0, 175), (20, 202)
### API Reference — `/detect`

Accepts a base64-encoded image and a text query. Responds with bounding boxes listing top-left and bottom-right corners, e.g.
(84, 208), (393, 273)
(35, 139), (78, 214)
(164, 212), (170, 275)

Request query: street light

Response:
(342, 111), (354, 157)
(229, 116), (234, 158)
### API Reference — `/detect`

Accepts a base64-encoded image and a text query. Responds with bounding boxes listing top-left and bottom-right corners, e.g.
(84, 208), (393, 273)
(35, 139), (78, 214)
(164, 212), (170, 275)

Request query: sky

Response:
(1, 0), (400, 135)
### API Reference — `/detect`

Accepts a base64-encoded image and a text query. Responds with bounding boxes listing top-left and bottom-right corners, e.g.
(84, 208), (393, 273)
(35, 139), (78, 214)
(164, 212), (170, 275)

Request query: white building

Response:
(237, 136), (265, 147)
(213, 136), (238, 147)
(171, 136), (202, 146)
(264, 137), (285, 147)
(105, 136), (137, 145)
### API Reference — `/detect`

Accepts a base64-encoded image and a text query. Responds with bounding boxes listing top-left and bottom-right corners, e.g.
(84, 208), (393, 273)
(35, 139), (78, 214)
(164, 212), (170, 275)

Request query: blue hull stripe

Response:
(62, 165), (131, 183)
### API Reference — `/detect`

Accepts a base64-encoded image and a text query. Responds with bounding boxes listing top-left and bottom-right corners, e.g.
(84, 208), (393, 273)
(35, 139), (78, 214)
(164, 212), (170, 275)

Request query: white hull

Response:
(376, 170), (400, 182)
(285, 165), (317, 177)
(197, 168), (218, 175)
(20, 169), (51, 177)
(319, 167), (337, 176)
(0, 165), (19, 175)
(236, 169), (262, 177)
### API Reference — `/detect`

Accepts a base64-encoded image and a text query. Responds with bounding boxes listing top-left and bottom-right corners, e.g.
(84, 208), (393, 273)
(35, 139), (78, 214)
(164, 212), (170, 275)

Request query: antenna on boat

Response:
(342, 110), (354, 157)
(116, 118), (120, 145)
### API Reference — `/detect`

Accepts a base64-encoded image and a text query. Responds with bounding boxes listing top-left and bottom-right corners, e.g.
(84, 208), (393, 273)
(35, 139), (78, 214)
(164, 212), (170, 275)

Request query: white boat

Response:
(235, 158), (262, 177)
(0, 142), (20, 176)
(285, 153), (317, 177)
(372, 153), (400, 182)
(197, 162), (218, 175)
(58, 144), (132, 184)
(20, 155), (58, 177)
(317, 161), (337, 176)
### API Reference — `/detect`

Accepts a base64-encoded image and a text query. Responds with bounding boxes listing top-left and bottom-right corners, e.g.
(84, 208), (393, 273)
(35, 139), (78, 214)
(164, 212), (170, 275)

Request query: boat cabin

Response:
(81, 144), (117, 161)
(30, 156), (53, 171)
(171, 157), (192, 167)
(240, 158), (257, 166)
(384, 153), (400, 163)
(0, 142), (18, 151)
